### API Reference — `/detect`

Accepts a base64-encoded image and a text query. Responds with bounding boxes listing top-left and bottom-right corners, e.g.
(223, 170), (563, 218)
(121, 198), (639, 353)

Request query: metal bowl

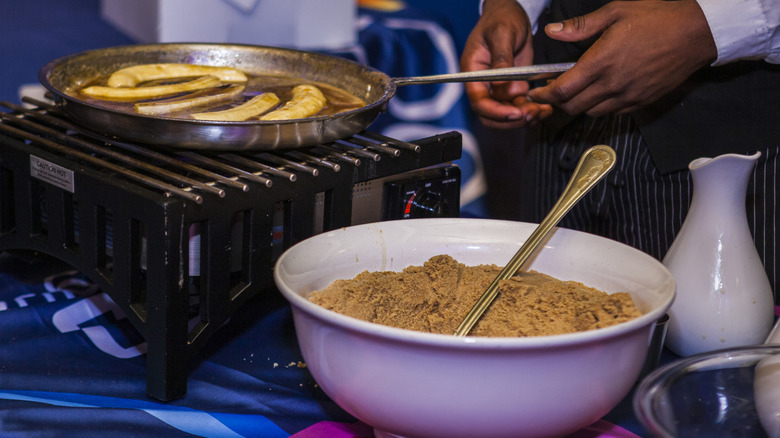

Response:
(635, 345), (780, 438)
(39, 43), (394, 150)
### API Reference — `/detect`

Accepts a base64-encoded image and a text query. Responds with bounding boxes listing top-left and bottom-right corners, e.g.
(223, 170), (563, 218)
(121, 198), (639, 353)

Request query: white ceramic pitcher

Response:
(756, 322), (780, 437)
(663, 151), (773, 357)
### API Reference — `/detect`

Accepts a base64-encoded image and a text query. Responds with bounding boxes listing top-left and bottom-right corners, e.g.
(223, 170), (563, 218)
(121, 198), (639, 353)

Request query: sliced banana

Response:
(259, 84), (326, 121)
(107, 63), (248, 87)
(134, 84), (245, 116)
(191, 92), (281, 121)
(82, 76), (222, 101)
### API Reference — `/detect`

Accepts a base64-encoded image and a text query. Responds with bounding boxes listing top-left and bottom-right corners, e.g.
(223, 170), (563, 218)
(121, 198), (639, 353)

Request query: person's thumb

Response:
(544, 10), (610, 42)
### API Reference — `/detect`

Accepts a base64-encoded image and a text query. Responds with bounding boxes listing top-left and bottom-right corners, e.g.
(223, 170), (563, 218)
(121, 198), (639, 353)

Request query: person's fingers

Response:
(543, 4), (617, 42)
(512, 95), (553, 124)
(467, 82), (553, 129)
(526, 6), (619, 109)
(467, 82), (524, 120)
(478, 24), (528, 101)
(527, 66), (597, 111)
(530, 1), (718, 115)
(459, 0), (548, 128)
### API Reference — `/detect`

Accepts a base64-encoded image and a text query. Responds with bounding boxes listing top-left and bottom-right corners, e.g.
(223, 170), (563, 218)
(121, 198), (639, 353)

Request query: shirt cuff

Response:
(479, 0), (550, 34)
(696, 0), (780, 65)
(515, 0), (549, 34)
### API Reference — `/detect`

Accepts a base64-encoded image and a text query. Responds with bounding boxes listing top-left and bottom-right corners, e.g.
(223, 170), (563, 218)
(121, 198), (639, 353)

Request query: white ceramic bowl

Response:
(274, 219), (675, 438)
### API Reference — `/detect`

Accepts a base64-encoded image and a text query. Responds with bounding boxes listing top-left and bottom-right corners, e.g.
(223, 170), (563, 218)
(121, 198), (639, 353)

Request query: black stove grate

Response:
(0, 98), (461, 400)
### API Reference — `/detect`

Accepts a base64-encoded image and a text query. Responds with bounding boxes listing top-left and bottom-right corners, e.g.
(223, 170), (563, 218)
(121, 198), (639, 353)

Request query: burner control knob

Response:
(380, 165), (460, 221)
(403, 188), (442, 218)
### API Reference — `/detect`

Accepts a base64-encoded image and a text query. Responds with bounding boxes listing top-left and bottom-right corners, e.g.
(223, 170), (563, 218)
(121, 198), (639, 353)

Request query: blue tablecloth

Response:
(0, 253), (348, 437)
(0, 252), (650, 437)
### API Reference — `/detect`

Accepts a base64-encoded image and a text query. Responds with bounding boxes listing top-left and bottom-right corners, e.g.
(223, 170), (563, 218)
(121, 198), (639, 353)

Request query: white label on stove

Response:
(30, 155), (75, 193)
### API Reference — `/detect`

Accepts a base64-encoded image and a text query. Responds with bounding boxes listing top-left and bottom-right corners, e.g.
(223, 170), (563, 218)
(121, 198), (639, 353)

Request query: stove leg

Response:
(145, 332), (188, 401)
(142, 224), (189, 401)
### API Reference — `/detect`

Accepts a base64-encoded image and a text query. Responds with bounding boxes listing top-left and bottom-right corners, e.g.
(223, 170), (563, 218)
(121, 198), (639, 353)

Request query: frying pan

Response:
(39, 43), (572, 151)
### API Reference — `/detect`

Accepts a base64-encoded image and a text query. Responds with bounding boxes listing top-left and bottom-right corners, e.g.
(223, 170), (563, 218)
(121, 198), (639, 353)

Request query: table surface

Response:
(0, 250), (653, 437)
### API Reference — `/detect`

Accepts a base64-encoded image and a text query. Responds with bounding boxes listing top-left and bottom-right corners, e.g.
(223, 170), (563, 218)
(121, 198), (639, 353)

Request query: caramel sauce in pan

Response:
(69, 73), (366, 120)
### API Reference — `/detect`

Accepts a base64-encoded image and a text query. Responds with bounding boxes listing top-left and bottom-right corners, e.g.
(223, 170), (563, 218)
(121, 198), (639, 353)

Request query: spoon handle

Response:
(454, 145), (617, 337)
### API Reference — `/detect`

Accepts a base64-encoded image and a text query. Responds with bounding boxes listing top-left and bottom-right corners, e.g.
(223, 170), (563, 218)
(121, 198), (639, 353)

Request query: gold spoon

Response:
(454, 145), (617, 337)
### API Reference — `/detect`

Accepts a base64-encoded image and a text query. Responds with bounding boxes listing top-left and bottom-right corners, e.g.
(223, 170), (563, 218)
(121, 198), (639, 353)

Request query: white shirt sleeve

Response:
(515, 0), (551, 33)
(479, 0), (552, 34)
(696, 0), (780, 64)
(480, 0), (780, 64)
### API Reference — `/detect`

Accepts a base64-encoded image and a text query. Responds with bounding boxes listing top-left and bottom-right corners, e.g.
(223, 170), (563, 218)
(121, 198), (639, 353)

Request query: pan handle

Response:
(393, 62), (574, 86)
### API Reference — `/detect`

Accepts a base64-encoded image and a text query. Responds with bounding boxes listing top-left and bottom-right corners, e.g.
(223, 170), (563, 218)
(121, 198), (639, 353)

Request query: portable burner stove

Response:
(0, 97), (461, 400)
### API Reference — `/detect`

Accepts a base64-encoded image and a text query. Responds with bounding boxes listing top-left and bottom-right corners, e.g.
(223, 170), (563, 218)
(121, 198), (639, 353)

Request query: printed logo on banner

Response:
(0, 270), (96, 312)
(44, 270), (101, 297)
(354, 13), (487, 216)
(52, 293), (148, 359)
(40, 271), (149, 359)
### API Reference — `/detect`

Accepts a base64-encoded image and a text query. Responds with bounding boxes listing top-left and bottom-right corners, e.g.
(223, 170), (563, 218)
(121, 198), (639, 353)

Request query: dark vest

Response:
(535, 0), (780, 174)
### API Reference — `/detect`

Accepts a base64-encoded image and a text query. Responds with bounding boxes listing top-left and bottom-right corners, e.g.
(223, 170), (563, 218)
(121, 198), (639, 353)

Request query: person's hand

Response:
(527, 0), (717, 117)
(460, 0), (553, 129)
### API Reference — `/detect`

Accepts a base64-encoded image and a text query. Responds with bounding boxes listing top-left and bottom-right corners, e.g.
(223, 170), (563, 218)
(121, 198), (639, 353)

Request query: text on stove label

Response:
(30, 155), (75, 193)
